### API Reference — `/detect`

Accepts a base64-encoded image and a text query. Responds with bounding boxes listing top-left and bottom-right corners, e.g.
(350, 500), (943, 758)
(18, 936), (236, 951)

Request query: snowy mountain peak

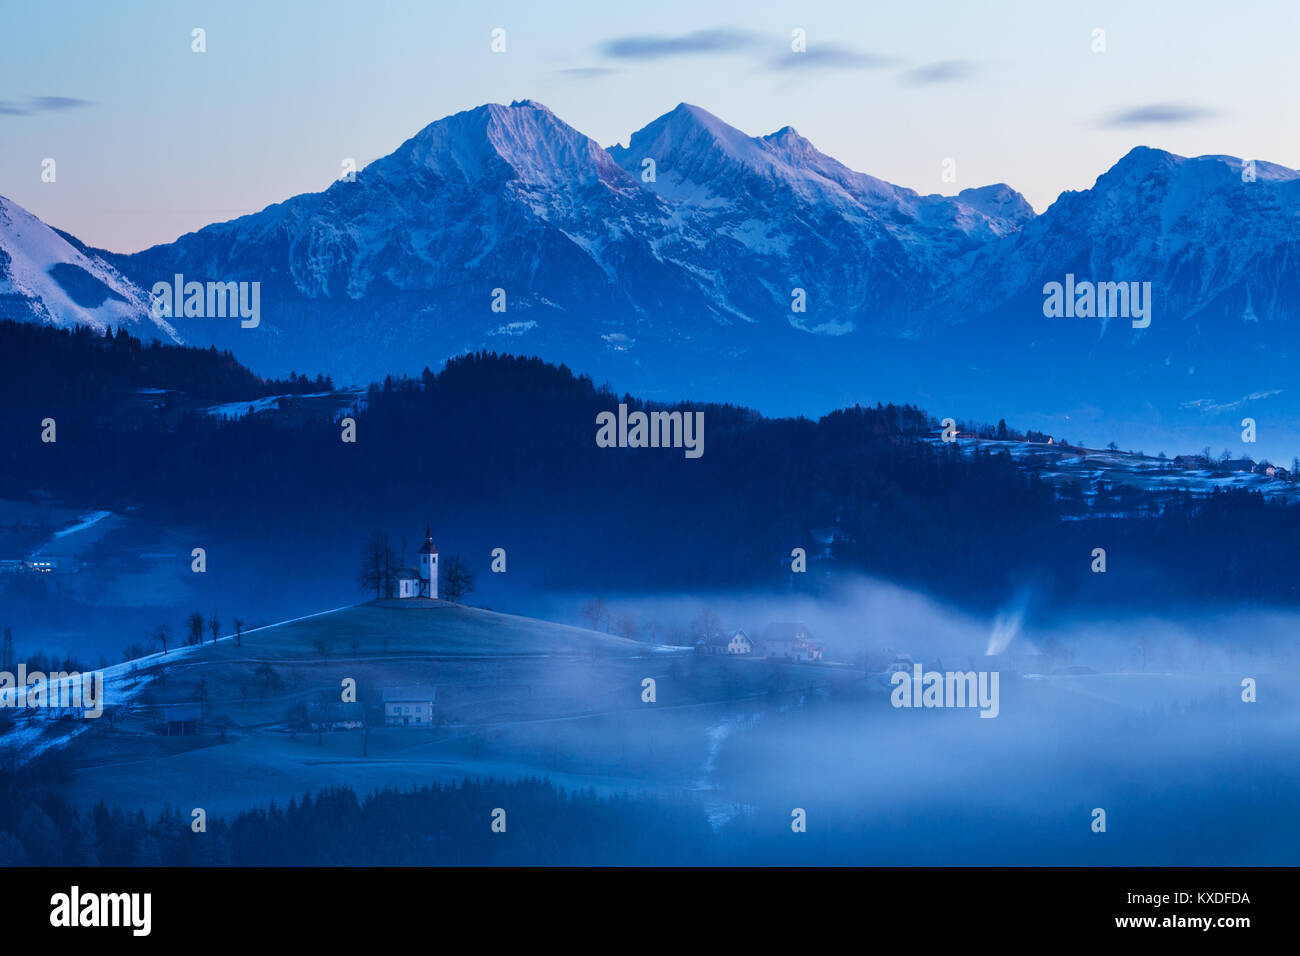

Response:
(761, 125), (814, 158)
(954, 184), (1036, 229)
(612, 103), (765, 175)
(612, 102), (897, 210)
(378, 99), (628, 189)
(937, 144), (1300, 331)
(1083, 146), (1297, 199)
(0, 194), (177, 340)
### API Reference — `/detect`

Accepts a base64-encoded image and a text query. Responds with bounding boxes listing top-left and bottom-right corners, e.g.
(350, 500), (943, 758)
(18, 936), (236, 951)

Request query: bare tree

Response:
(614, 612), (641, 641)
(254, 661), (281, 692)
(690, 607), (724, 644)
(442, 554), (476, 602)
(186, 612), (205, 646)
(153, 624), (170, 656)
(357, 531), (398, 599)
(580, 597), (611, 632)
(233, 618), (244, 647)
(208, 610), (220, 644)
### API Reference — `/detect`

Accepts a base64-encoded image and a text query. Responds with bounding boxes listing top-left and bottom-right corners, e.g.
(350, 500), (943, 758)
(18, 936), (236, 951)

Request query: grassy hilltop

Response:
(40, 601), (833, 819)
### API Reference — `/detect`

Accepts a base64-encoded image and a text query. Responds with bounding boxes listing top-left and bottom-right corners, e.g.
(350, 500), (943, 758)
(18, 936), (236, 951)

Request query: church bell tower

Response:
(418, 526), (438, 599)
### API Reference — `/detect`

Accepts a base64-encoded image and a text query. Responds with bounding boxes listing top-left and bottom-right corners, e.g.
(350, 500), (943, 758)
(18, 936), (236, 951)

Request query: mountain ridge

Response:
(4, 100), (1300, 454)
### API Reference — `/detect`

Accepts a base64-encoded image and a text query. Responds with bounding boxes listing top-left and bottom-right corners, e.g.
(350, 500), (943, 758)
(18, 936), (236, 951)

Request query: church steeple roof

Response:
(418, 525), (438, 555)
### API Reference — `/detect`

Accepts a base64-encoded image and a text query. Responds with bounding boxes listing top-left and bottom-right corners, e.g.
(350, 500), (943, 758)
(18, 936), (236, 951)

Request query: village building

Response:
(25, 554), (77, 574)
(1220, 458), (1256, 473)
(382, 685), (436, 726)
(727, 630), (754, 655)
(163, 704), (201, 736)
(759, 622), (825, 662)
(700, 634), (730, 655)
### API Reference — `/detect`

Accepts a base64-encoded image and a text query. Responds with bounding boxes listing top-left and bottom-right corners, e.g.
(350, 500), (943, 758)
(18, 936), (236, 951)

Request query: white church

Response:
(395, 527), (439, 599)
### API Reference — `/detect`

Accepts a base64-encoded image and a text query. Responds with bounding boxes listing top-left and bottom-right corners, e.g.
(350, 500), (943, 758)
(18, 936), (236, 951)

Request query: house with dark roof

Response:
(759, 622), (824, 661)
(1220, 458), (1256, 473)
(163, 704), (202, 736)
(382, 685), (436, 726)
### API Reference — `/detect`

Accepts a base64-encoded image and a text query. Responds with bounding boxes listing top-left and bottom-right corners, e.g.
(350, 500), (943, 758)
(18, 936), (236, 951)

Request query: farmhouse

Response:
(383, 685), (436, 726)
(760, 622), (824, 661)
(727, 630), (754, 655)
(698, 630), (754, 655)
(163, 704), (201, 736)
(699, 634), (729, 655)
(25, 554), (78, 574)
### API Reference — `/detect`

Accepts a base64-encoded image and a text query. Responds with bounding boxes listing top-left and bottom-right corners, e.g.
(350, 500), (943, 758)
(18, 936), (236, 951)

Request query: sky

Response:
(2, 0), (1298, 252)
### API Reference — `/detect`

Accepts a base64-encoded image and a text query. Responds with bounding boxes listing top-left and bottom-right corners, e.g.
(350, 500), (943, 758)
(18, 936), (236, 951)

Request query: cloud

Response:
(0, 95), (94, 116)
(551, 67), (621, 80)
(30, 96), (93, 111)
(902, 60), (980, 86)
(1103, 102), (1217, 127)
(600, 28), (759, 60)
(768, 45), (894, 71)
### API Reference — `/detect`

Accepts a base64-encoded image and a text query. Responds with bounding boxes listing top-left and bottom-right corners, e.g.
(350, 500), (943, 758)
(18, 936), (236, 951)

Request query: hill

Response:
(29, 600), (832, 819)
(9, 326), (1300, 670)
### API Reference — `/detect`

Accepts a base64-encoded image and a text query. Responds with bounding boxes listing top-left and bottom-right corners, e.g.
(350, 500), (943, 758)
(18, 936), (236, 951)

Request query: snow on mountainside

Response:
(109, 100), (1031, 374)
(937, 146), (1300, 330)
(606, 103), (1032, 333)
(0, 195), (177, 340)
(125, 101), (688, 303)
(8, 100), (1300, 457)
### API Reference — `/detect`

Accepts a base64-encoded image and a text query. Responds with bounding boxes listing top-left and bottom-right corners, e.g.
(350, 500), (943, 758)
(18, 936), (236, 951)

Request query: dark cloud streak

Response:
(1103, 102), (1217, 126)
(30, 96), (93, 110)
(0, 95), (95, 117)
(551, 67), (622, 79)
(901, 60), (980, 86)
(600, 28), (759, 60)
(767, 45), (894, 71)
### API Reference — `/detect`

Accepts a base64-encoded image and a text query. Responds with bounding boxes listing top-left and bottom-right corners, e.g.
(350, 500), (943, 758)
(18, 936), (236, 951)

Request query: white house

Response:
(727, 630), (754, 655)
(382, 685), (436, 726)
